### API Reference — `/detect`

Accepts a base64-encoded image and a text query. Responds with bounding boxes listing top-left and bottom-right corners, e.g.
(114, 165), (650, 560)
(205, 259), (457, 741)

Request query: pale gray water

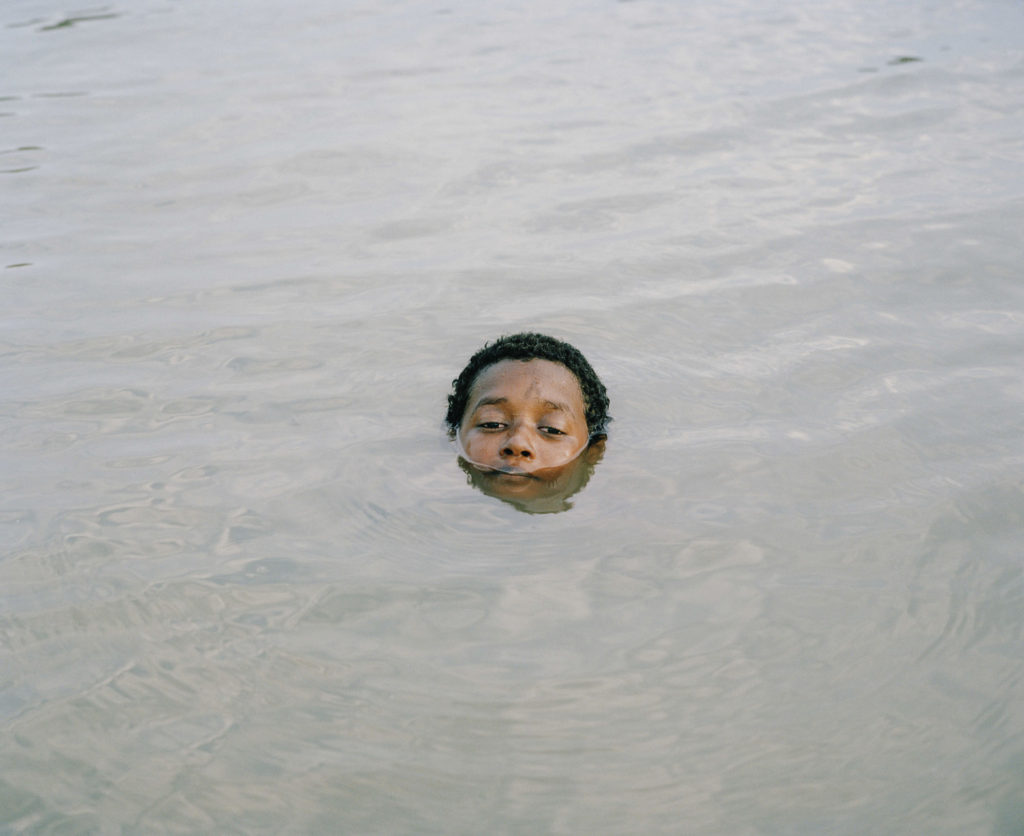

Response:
(3, 0), (1024, 832)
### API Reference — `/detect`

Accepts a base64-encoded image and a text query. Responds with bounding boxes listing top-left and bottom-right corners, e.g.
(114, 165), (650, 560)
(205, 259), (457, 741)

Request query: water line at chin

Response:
(453, 428), (590, 475)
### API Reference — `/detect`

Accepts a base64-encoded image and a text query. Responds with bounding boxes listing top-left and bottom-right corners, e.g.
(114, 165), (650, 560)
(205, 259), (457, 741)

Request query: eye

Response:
(540, 426), (566, 436)
(477, 421), (505, 430)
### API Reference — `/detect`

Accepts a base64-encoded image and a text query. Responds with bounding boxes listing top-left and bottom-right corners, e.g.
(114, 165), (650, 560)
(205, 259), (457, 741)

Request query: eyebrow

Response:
(471, 396), (508, 412)
(543, 401), (572, 413)
(469, 397), (574, 414)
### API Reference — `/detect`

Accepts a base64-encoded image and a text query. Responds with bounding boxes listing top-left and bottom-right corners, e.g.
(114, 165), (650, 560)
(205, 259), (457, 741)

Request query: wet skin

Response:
(458, 359), (601, 505)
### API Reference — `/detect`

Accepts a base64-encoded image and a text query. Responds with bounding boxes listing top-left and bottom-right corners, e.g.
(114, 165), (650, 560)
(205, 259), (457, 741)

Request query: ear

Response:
(584, 437), (606, 465)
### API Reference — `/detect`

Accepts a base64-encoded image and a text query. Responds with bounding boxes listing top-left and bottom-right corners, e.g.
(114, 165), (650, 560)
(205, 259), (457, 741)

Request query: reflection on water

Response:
(2, 0), (1024, 831)
(457, 438), (604, 514)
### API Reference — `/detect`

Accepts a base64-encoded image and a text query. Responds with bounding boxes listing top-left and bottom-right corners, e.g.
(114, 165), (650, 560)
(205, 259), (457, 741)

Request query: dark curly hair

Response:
(445, 333), (610, 436)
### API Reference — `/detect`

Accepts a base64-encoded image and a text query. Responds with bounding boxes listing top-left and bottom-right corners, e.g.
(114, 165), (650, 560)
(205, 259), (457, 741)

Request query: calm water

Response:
(3, 0), (1024, 832)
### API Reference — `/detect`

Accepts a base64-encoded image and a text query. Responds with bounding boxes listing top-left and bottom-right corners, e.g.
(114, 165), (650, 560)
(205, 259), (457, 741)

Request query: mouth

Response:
(486, 467), (538, 479)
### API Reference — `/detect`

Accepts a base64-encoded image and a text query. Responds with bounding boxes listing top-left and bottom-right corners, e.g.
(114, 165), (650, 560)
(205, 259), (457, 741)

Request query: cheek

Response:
(461, 431), (497, 459)
(536, 445), (574, 467)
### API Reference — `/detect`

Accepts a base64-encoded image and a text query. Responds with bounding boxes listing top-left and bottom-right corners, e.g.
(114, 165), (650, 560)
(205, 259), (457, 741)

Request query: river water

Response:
(3, 0), (1024, 832)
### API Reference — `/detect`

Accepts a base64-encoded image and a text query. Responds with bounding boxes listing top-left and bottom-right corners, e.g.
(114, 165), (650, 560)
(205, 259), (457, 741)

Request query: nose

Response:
(500, 425), (534, 460)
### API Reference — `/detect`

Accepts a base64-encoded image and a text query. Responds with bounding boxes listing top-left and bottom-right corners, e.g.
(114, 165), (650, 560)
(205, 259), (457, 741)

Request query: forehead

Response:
(468, 359), (584, 408)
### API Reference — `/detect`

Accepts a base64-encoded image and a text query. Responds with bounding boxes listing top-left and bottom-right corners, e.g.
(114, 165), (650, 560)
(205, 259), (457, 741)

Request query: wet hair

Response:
(445, 333), (610, 436)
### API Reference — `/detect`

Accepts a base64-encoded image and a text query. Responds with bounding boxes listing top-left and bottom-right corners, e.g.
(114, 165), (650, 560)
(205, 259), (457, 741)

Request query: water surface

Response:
(3, 0), (1024, 832)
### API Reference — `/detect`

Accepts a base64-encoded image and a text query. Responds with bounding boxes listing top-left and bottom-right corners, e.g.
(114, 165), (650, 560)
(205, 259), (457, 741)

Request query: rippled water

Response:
(3, 0), (1024, 832)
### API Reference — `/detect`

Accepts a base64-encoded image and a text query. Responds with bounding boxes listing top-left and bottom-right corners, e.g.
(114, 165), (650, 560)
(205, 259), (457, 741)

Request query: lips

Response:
(488, 465), (537, 478)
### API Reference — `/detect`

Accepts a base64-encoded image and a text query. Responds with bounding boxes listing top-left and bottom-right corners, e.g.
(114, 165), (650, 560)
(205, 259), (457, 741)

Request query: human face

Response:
(457, 359), (591, 485)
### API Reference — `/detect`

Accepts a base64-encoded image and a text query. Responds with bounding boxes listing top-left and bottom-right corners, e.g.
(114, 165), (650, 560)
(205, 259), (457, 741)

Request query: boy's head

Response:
(445, 332), (610, 437)
(446, 333), (609, 511)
